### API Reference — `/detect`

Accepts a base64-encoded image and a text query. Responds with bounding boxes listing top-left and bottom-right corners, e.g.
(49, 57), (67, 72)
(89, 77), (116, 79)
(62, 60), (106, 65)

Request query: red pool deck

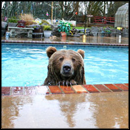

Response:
(2, 83), (128, 96)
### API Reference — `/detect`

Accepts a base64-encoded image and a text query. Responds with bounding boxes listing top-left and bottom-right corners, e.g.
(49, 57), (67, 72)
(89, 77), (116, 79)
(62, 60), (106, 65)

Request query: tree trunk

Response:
(51, 2), (53, 24)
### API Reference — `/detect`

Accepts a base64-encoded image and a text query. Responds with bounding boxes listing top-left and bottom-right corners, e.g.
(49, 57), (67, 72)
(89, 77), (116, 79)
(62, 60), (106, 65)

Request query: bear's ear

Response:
(77, 49), (85, 58)
(46, 46), (57, 58)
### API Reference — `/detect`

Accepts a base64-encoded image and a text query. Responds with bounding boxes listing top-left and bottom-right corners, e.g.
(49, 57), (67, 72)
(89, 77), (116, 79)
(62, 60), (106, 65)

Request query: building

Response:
(115, 3), (129, 28)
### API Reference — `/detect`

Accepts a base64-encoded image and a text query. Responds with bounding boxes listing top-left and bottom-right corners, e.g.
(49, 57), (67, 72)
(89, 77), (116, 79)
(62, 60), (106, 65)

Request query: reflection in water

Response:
(45, 94), (86, 127)
(45, 92), (128, 128)
(53, 36), (128, 44)
(88, 92), (128, 128)
(2, 96), (33, 128)
(2, 92), (128, 128)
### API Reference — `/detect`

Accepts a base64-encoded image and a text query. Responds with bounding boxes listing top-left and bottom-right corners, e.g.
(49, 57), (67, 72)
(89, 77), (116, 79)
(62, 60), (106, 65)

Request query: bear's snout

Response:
(61, 62), (74, 78)
(63, 64), (71, 73)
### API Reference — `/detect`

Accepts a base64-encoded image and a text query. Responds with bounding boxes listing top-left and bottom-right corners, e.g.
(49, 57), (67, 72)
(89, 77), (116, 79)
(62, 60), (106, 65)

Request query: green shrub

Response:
(70, 23), (74, 27)
(43, 25), (52, 30)
(39, 19), (50, 25)
(8, 16), (19, 23)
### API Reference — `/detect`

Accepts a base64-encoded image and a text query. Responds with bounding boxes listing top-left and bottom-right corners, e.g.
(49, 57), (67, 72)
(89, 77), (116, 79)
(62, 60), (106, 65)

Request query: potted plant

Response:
(8, 16), (18, 27)
(33, 25), (43, 33)
(19, 13), (35, 26)
(32, 25), (44, 38)
(43, 25), (52, 38)
(105, 27), (111, 37)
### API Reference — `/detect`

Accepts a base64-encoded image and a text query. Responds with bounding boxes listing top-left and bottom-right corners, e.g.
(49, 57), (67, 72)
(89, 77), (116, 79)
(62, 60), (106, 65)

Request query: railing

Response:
(94, 16), (115, 24)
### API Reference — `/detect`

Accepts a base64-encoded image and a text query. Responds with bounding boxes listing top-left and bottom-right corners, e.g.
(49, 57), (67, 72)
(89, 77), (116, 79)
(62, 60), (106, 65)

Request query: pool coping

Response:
(2, 39), (128, 46)
(2, 83), (128, 96)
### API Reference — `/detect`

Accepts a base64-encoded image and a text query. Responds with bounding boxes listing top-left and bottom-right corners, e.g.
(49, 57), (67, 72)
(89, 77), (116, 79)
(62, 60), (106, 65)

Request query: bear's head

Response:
(44, 46), (86, 86)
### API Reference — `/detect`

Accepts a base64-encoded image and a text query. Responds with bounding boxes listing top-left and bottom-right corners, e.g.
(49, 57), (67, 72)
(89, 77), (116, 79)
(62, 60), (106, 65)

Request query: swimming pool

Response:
(2, 43), (128, 86)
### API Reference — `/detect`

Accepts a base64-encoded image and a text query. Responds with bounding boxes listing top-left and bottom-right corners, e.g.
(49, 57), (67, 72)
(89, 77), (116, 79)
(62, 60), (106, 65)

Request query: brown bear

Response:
(43, 46), (86, 86)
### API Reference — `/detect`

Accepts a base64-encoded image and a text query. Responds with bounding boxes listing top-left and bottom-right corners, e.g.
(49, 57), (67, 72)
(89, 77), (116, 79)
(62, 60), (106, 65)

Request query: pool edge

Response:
(2, 83), (129, 96)
(1, 39), (128, 46)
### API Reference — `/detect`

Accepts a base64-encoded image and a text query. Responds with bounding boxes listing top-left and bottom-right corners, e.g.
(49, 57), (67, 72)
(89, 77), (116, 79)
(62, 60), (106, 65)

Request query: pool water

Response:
(2, 43), (128, 86)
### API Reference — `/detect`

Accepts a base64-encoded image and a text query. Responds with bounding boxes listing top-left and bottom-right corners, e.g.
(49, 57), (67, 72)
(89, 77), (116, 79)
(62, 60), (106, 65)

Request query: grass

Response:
(71, 26), (115, 30)
(70, 26), (90, 30)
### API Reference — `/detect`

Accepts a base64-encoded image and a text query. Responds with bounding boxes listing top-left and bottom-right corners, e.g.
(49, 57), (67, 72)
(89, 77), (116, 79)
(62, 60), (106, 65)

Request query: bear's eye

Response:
(72, 58), (76, 62)
(59, 57), (64, 61)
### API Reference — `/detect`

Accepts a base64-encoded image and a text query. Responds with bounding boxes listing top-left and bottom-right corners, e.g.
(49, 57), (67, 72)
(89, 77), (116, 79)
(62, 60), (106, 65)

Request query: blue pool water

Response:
(2, 43), (128, 86)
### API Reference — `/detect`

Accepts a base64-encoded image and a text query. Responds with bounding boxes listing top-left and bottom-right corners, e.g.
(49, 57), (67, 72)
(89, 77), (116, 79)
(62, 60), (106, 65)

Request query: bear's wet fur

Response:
(43, 46), (86, 86)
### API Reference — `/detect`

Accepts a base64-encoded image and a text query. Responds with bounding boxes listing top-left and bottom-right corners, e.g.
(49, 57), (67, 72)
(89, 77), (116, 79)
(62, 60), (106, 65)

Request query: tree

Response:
(1, 1), (128, 23)
(87, 1), (104, 16)
(107, 1), (128, 17)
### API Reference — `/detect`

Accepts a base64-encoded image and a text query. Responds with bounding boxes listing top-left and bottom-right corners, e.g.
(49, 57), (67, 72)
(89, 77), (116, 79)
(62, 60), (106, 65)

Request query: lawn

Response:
(70, 26), (89, 30)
